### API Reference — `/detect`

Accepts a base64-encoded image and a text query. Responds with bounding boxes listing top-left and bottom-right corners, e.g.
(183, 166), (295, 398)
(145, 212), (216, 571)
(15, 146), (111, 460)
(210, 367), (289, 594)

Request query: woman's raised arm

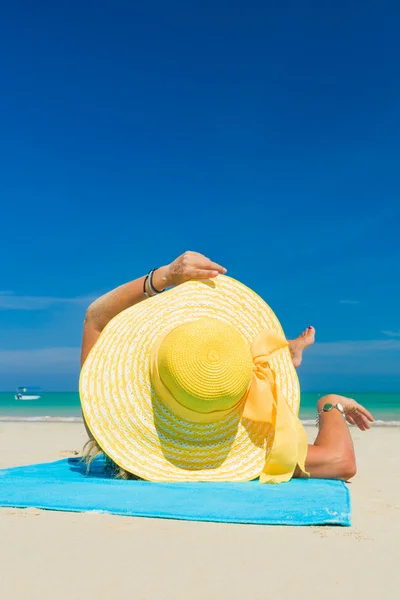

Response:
(80, 251), (226, 366)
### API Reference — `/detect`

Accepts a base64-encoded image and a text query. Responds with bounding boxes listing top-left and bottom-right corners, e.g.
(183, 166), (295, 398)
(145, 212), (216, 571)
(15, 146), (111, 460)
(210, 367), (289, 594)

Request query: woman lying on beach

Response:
(80, 251), (374, 482)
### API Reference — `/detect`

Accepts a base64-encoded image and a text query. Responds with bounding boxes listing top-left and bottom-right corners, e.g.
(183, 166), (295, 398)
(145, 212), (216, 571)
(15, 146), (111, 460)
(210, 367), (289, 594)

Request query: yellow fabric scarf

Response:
(246, 330), (309, 483)
(150, 329), (309, 483)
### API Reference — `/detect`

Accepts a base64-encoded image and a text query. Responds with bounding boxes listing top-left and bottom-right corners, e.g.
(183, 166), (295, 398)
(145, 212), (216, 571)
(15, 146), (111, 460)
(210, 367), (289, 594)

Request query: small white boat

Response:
(15, 387), (41, 401)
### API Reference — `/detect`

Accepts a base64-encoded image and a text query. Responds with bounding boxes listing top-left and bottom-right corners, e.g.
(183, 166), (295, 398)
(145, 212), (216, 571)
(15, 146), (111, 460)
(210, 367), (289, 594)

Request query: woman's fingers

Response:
(358, 405), (375, 422)
(353, 405), (374, 430)
(354, 413), (371, 431)
(194, 256), (227, 274)
(185, 254), (227, 279)
(167, 251), (227, 286)
(360, 413), (372, 429)
(191, 269), (221, 279)
(203, 260), (227, 274)
(346, 403), (374, 430)
(352, 413), (366, 431)
(358, 418), (367, 431)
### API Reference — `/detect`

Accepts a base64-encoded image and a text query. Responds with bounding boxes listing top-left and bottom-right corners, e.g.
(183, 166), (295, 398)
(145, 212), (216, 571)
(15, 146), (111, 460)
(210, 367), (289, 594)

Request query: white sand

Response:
(0, 422), (399, 599)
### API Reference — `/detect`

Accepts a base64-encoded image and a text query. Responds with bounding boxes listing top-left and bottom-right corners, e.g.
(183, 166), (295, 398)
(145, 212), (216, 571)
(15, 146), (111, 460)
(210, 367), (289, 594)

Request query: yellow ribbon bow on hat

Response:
(243, 330), (309, 483)
(151, 325), (309, 484)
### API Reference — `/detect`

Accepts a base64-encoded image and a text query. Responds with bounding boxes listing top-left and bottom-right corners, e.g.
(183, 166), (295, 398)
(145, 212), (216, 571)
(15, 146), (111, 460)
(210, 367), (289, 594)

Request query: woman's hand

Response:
(154, 251), (227, 289)
(318, 396), (375, 431)
(342, 398), (374, 430)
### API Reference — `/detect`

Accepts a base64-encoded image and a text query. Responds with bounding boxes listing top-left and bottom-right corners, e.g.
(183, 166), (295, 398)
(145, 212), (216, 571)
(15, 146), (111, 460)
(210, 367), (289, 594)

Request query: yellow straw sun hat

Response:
(80, 275), (308, 483)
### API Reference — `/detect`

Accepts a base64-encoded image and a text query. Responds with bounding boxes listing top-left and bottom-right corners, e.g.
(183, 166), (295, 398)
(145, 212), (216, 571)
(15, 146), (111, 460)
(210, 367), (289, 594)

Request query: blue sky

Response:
(1, 1), (399, 391)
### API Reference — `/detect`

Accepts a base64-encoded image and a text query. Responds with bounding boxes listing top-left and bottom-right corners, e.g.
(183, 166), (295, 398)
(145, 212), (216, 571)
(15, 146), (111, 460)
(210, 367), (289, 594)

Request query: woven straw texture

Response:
(80, 276), (300, 482)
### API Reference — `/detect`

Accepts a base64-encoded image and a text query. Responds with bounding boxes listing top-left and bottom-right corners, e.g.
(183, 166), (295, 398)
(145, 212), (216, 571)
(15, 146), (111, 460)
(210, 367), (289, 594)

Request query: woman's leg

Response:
(294, 394), (357, 481)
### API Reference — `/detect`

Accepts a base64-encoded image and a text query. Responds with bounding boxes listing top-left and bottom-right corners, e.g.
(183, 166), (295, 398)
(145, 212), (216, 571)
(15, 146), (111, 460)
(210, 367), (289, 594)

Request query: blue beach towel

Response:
(0, 456), (351, 525)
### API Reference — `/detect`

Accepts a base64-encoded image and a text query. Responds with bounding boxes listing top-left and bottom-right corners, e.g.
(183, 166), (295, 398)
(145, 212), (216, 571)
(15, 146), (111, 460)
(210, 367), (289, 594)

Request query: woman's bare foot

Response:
(289, 326), (315, 368)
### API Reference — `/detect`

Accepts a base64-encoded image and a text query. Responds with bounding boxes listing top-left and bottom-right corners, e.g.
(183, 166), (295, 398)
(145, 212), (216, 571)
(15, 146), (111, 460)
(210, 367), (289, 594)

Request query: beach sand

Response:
(0, 423), (398, 600)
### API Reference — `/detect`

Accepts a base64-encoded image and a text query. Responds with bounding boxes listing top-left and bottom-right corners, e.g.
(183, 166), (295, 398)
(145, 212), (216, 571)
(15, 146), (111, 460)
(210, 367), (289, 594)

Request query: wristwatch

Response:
(315, 402), (346, 427)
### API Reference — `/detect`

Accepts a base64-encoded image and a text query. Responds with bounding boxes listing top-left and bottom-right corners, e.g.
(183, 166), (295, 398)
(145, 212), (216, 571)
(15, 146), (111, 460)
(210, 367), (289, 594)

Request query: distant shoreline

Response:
(1, 391), (399, 423)
(0, 415), (399, 427)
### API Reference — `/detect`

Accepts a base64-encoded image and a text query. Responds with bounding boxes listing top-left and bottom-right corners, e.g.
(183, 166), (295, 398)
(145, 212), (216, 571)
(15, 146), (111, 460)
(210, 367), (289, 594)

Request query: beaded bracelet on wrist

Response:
(143, 268), (165, 298)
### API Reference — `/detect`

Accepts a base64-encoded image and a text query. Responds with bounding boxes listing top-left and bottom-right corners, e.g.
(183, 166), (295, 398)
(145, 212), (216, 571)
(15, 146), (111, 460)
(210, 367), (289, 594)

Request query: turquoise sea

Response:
(0, 392), (399, 424)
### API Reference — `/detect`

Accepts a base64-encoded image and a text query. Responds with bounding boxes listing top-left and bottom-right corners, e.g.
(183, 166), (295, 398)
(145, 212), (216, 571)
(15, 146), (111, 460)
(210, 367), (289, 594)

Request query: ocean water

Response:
(0, 392), (399, 425)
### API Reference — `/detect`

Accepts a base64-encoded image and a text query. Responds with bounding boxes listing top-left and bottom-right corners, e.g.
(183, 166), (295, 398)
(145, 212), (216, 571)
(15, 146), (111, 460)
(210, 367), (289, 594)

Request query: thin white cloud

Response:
(302, 339), (400, 375)
(1, 339), (400, 385)
(2, 339), (399, 368)
(339, 300), (360, 305)
(382, 330), (400, 337)
(0, 347), (80, 373)
(0, 293), (96, 311)
(309, 339), (400, 356)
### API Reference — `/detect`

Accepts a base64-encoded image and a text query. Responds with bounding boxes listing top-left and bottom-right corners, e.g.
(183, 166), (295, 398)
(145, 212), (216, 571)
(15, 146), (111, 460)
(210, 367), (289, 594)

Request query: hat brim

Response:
(80, 276), (300, 481)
